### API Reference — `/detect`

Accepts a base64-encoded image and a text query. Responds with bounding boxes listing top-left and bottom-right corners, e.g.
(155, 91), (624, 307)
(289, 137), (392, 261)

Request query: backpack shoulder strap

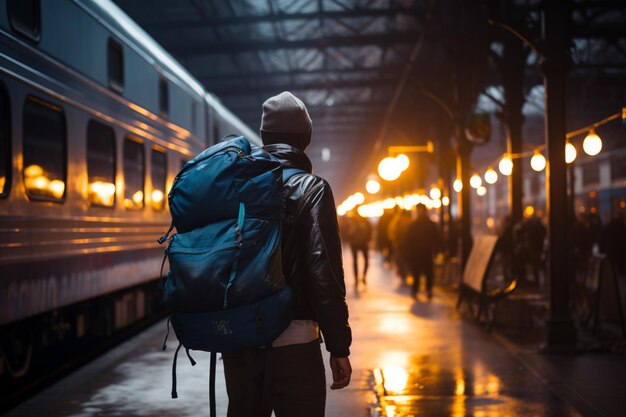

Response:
(282, 168), (307, 184)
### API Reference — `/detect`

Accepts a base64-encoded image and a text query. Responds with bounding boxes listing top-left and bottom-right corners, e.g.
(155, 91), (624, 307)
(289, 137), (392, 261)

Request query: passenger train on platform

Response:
(0, 0), (259, 380)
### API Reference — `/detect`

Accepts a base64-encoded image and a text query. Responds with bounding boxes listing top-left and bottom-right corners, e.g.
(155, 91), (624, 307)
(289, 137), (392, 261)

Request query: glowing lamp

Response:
(442, 196), (450, 206)
(530, 151), (546, 172)
(498, 155), (513, 176)
(378, 157), (401, 181)
(484, 167), (498, 184)
(366, 179), (381, 194)
(383, 198), (396, 209)
(469, 173), (482, 189)
(583, 130), (602, 156)
(453, 179), (463, 192)
(354, 192), (365, 205)
(395, 154), (410, 172)
(565, 142), (577, 164)
(524, 205), (535, 218)
(477, 186), (487, 196)
(429, 186), (441, 200)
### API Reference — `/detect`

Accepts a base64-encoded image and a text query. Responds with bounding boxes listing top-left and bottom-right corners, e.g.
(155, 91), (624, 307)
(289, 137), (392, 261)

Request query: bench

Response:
(456, 235), (518, 330)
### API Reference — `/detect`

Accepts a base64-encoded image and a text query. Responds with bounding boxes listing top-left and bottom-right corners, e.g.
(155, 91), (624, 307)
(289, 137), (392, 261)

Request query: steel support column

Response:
(541, 0), (577, 349)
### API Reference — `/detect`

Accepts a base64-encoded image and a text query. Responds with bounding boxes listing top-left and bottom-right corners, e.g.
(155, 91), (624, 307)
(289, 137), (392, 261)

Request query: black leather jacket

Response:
(264, 144), (352, 358)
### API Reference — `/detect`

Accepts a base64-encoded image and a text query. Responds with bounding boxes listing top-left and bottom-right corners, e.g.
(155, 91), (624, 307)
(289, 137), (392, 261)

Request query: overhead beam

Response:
(207, 77), (396, 95)
(167, 32), (420, 56)
(145, 7), (422, 30)
(198, 66), (405, 83)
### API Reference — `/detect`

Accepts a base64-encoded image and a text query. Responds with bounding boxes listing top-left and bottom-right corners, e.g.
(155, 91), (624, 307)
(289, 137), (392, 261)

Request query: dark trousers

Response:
(222, 340), (326, 417)
(351, 245), (369, 284)
(410, 261), (434, 294)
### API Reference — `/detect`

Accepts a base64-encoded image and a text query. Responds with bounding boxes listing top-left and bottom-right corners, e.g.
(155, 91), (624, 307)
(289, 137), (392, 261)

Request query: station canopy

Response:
(115, 0), (626, 198)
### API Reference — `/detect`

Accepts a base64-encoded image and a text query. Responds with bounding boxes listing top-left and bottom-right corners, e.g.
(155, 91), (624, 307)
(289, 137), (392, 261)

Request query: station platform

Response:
(4, 251), (625, 417)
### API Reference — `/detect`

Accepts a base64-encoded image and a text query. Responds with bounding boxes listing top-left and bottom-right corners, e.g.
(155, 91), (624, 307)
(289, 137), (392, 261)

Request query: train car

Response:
(0, 0), (258, 379)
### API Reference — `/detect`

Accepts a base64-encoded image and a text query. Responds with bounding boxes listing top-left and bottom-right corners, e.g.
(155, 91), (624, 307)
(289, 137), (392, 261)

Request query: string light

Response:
(395, 154), (410, 172)
(378, 157), (402, 181)
(469, 173), (482, 189)
(366, 179), (381, 194)
(530, 151), (546, 172)
(565, 142), (577, 164)
(583, 129), (602, 156)
(429, 186), (441, 200)
(484, 167), (498, 184)
(498, 155), (513, 176)
(453, 179), (463, 192)
(477, 186), (487, 196)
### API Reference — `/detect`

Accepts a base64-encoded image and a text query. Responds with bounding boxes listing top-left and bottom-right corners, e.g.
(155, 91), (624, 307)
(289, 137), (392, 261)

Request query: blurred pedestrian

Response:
(388, 208), (412, 283)
(404, 204), (442, 299)
(377, 208), (395, 265)
(600, 212), (626, 274)
(345, 212), (372, 288)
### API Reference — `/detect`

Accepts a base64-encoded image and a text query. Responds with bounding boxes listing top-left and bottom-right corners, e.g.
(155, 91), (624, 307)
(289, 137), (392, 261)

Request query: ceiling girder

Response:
(167, 32), (420, 56)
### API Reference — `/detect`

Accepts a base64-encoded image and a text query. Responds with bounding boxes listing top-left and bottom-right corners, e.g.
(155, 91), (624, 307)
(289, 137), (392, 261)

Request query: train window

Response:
(7, 0), (41, 42)
(87, 120), (116, 207)
(108, 38), (124, 94)
(23, 96), (66, 202)
(0, 84), (9, 198)
(150, 148), (166, 211)
(159, 77), (168, 117)
(123, 137), (144, 210)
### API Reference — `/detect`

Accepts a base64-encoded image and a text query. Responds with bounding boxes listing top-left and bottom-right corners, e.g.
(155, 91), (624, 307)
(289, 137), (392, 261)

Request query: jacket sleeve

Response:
(299, 180), (352, 357)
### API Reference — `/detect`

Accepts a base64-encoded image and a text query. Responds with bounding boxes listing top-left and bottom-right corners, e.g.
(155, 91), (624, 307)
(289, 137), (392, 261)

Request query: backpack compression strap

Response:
(223, 201), (246, 309)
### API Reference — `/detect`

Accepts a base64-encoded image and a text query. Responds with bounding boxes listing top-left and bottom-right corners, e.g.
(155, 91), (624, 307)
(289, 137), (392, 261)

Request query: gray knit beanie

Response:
(260, 91), (312, 151)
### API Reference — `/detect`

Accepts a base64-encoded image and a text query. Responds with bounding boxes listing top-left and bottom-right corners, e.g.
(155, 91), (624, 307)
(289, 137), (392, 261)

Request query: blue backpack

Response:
(158, 136), (304, 410)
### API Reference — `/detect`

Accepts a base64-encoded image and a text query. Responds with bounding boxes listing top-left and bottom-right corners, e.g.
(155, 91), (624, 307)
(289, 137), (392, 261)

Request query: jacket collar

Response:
(263, 143), (313, 173)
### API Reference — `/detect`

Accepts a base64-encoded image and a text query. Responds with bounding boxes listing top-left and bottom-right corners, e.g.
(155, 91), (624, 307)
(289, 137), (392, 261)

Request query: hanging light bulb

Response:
(484, 167), (498, 184)
(395, 154), (410, 172)
(442, 196), (450, 206)
(429, 186), (442, 200)
(477, 186), (487, 196)
(378, 157), (401, 181)
(583, 129), (602, 156)
(530, 150), (546, 172)
(498, 155), (513, 176)
(470, 173), (482, 189)
(565, 142), (577, 164)
(453, 179), (463, 192)
(366, 179), (381, 194)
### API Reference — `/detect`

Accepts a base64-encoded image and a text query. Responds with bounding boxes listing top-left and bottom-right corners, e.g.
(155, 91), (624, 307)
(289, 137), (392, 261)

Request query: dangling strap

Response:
(158, 221), (175, 244)
(162, 317), (171, 351)
(224, 202), (246, 308)
(209, 352), (217, 417)
(185, 348), (196, 366)
(171, 342), (183, 399)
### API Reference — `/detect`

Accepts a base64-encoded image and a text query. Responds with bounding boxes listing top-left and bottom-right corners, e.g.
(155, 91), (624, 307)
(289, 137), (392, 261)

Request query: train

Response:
(0, 0), (260, 379)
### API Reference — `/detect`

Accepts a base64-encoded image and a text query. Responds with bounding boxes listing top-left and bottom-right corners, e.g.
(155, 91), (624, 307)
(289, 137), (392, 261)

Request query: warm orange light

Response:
(48, 180), (65, 199)
(0, 176), (5, 191)
(378, 157), (402, 181)
(565, 142), (577, 164)
(366, 179), (381, 194)
(530, 151), (546, 172)
(395, 154), (410, 172)
(453, 179), (463, 192)
(583, 130), (602, 156)
(484, 167), (498, 184)
(442, 196), (450, 206)
(524, 205), (535, 218)
(24, 164), (43, 178)
(498, 155), (513, 176)
(470, 173), (482, 189)
(429, 186), (441, 200)
(89, 181), (116, 206)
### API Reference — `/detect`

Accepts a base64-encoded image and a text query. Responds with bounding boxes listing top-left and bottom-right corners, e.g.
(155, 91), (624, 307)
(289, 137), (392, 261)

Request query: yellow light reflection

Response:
(0, 176), (5, 191)
(89, 181), (116, 206)
(48, 180), (65, 199)
(382, 366), (409, 394)
(24, 164), (43, 178)
(151, 189), (165, 210)
(132, 190), (144, 205)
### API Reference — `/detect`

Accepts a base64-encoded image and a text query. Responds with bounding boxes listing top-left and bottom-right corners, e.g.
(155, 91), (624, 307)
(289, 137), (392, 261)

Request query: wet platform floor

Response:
(5, 250), (624, 416)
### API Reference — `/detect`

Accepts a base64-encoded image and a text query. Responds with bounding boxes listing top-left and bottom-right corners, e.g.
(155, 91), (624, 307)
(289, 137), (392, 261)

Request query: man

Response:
(222, 92), (352, 417)
(404, 204), (442, 299)
(346, 211), (372, 289)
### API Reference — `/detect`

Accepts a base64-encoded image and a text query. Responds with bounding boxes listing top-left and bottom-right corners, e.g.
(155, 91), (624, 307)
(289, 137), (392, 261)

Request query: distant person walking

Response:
(404, 204), (442, 299)
(388, 209), (413, 283)
(346, 213), (372, 288)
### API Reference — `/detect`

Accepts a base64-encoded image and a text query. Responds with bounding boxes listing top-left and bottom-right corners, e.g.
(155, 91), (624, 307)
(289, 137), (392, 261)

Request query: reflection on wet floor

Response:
(342, 251), (582, 417)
